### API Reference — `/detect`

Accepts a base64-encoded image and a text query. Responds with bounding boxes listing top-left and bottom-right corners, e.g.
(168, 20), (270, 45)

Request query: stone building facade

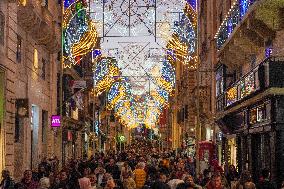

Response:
(0, 0), (61, 180)
(208, 0), (284, 186)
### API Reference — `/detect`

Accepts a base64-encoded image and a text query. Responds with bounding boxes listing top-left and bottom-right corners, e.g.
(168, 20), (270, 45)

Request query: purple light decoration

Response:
(227, 17), (233, 37)
(92, 49), (102, 59)
(239, 0), (249, 18)
(51, 115), (61, 127)
(265, 47), (273, 58)
(64, 0), (75, 8)
(187, 0), (197, 10)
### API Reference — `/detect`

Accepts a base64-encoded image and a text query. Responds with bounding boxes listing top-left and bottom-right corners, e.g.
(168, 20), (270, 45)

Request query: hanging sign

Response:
(51, 115), (61, 127)
(70, 80), (87, 89)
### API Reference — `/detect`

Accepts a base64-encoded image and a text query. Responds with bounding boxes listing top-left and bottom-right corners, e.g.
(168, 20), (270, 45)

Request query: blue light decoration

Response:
(166, 2), (197, 69)
(215, 0), (255, 50)
(265, 47), (273, 58)
(93, 58), (120, 95)
(63, 1), (88, 63)
(187, 0), (197, 11)
(239, 0), (250, 18)
(227, 17), (233, 36)
(107, 79), (132, 110)
(94, 120), (99, 135)
(157, 87), (169, 108)
(64, 0), (76, 8)
(174, 14), (196, 55)
(162, 60), (176, 92)
(92, 49), (102, 59)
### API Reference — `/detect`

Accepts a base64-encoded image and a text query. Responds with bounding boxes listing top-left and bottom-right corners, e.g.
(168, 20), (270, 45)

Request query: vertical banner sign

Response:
(51, 115), (61, 127)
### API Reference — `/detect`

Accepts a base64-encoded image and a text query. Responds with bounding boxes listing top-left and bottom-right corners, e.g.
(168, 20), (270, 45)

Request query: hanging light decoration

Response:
(93, 58), (120, 95)
(166, 1), (198, 69)
(107, 79), (132, 110)
(63, 0), (98, 68)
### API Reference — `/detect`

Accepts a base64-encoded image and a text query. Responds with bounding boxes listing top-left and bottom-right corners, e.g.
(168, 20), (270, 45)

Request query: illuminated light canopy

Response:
(63, 0), (98, 68)
(89, 0), (199, 129)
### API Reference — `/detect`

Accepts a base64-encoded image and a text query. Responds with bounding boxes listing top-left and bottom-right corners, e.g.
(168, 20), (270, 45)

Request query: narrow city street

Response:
(0, 0), (284, 188)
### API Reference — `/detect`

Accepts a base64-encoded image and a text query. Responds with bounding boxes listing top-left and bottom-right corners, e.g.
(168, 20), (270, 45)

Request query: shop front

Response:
(215, 57), (284, 185)
(218, 97), (284, 185)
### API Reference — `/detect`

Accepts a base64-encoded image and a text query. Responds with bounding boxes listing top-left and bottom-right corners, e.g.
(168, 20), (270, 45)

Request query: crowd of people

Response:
(0, 140), (282, 189)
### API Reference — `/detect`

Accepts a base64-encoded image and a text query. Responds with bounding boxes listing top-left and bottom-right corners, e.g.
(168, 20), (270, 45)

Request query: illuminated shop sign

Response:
(51, 115), (61, 127)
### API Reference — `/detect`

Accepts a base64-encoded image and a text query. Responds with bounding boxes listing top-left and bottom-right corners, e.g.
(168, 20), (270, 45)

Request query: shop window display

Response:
(226, 86), (237, 106)
(249, 102), (269, 126)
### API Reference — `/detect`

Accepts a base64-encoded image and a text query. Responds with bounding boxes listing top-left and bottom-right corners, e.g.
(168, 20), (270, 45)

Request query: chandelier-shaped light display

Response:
(63, 0), (98, 68)
(93, 58), (120, 95)
(89, 0), (197, 129)
(167, 2), (198, 69)
(107, 78), (132, 110)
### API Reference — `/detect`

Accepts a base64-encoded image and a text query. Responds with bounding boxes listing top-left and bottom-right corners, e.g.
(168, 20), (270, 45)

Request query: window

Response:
(250, 54), (256, 69)
(0, 11), (4, 45)
(41, 58), (46, 80)
(33, 49), (39, 69)
(249, 102), (269, 125)
(16, 35), (22, 63)
(216, 65), (226, 97)
(15, 115), (21, 142)
(249, 108), (257, 125)
(42, 110), (48, 143)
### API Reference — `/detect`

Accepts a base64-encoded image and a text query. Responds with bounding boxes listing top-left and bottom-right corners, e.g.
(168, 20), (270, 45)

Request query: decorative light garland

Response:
(214, 0), (257, 50)
(63, 0), (98, 68)
(93, 58), (120, 95)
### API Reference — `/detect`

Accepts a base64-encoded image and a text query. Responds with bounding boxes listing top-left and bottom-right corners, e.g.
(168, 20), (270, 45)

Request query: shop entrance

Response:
(251, 134), (262, 182)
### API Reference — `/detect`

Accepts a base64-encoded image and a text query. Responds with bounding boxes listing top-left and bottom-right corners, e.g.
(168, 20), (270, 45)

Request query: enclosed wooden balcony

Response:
(216, 57), (284, 116)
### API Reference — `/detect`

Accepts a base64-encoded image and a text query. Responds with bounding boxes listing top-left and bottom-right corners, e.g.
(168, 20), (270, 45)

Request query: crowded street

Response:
(1, 0), (284, 188)
(0, 139), (280, 189)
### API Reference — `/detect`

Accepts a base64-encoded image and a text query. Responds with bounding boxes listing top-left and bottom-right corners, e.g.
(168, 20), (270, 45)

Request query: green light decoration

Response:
(118, 134), (126, 143)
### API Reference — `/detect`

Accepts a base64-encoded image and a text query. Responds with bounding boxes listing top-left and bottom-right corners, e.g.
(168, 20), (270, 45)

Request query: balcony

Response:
(17, 0), (61, 53)
(217, 57), (284, 112)
(215, 0), (284, 53)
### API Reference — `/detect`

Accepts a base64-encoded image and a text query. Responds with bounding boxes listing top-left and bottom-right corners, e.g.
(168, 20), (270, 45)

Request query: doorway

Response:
(31, 104), (39, 169)
(251, 134), (261, 182)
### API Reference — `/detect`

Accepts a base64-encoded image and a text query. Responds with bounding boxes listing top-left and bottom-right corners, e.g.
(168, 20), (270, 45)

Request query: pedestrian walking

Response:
(257, 169), (276, 189)
(0, 170), (14, 189)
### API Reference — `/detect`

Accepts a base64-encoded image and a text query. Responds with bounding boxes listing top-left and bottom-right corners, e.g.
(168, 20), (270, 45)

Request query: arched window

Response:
(0, 11), (5, 45)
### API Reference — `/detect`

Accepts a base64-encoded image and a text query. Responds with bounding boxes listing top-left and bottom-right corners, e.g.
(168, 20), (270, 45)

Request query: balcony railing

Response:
(217, 57), (284, 111)
(215, 0), (258, 50)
